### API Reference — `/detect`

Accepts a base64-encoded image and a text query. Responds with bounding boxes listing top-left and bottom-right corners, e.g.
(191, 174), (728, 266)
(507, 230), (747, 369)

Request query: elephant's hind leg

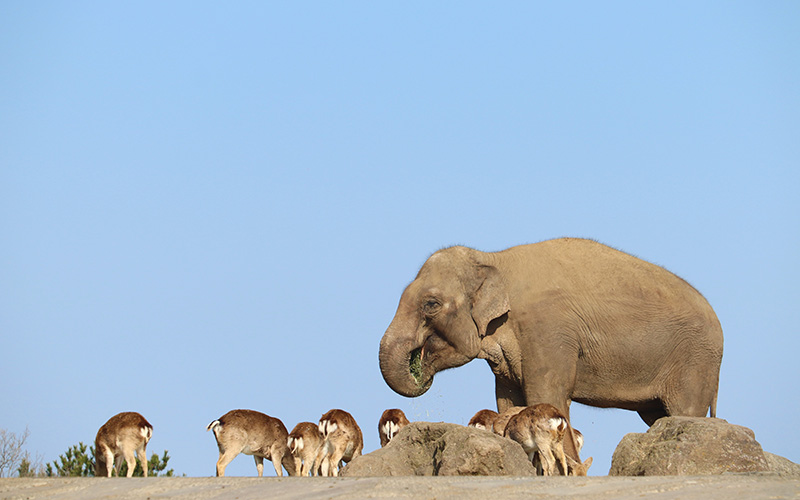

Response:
(636, 399), (668, 426)
(637, 408), (667, 427)
(662, 365), (720, 420)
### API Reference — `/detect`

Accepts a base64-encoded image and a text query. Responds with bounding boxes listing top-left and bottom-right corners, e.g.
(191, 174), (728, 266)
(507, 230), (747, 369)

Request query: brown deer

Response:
(94, 412), (153, 477)
(492, 406), (525, 436)
(504, 404), (592, 476)
(317, 409), (363, 476)
(561, 426), (591, 475)
(467, 409), (499, 431)
(378, 409), (410, 447)
(504, 404), (568, 476)
(287, 421), (324, 476)
(207, 409), (297, 477)
(566, 453), (593, 476)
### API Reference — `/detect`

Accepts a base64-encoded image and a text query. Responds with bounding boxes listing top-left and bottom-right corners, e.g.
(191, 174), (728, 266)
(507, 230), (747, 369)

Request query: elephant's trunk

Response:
(379, 322), (432, 398)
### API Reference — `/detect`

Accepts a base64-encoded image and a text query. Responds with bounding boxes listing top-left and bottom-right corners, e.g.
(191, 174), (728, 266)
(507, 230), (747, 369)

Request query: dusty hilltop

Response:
(2, 475), (800, 500)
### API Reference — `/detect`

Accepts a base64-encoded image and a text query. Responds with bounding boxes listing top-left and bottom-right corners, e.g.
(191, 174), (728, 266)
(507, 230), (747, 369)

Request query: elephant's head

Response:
(379, 247), (510, 397)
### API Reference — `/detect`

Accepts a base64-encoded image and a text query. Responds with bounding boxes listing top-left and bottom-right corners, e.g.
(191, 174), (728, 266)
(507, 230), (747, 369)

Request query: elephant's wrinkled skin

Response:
(379, 238), (723, 461)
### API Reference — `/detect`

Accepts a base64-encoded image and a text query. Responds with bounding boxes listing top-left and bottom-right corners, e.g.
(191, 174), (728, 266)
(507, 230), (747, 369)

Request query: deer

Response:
(566, 452), (593, 476)
(572, 428), (584, 454)
(207, 409), (297, 477)
(378, 409), (410, 447)
(556, 425), (591, 475)
(544, 425), (591, 476)
(504, 404), (593, 476)
(94, 411), (153, 477)
(467, 409), (499, 431)
(287, 421), (324, 476)
(316, 409), (363, 476)
(492, 406), (525, 436)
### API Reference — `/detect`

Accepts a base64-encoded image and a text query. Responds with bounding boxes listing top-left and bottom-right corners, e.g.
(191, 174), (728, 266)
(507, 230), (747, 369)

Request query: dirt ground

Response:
(2, 475), (799, 500)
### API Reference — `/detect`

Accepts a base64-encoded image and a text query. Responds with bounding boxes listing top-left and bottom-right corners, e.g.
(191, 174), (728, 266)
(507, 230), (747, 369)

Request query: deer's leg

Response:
(253, 455), (264, 477)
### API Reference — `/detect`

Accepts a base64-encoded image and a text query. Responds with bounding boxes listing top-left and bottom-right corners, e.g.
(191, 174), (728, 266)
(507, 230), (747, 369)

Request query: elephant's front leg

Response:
(480, 331), (525, 412)
(520, 346), (582, 463)
(494, 376), (525, 413)
(523, 384), (582, 466)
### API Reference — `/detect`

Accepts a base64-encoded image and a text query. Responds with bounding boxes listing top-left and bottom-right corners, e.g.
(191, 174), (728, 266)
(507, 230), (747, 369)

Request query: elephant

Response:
(378, 238), (723, 461)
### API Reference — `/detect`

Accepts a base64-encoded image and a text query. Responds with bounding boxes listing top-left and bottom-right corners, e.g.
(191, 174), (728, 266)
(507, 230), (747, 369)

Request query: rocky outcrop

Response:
(341, 421), (535, 476)
(609, 417), (772, 476)
(341, 417), (799, 478)
(764, 452), (800, 477)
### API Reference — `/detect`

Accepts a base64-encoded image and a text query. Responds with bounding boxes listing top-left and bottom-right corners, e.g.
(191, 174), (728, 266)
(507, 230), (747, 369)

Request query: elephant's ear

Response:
(472, 265), (510, 336)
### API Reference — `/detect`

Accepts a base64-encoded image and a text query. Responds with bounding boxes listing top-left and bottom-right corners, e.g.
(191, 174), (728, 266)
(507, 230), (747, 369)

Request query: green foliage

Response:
(17, 455), (46, 477)
(46, 442), (94, 477)
(46, 442), (174, 477)
(410, 347), (423, 384)
(17, 458), (34, 477)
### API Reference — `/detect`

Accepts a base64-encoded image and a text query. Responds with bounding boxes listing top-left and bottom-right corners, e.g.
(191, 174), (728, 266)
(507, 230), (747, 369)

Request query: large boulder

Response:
(764, 452), (800, 477)
(341, 421), (536, 476)
(609, 417), (771, 476)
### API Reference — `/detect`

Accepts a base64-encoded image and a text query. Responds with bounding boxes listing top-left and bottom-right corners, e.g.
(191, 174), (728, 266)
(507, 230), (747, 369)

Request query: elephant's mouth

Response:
(379, 325), (435, 397)
(409, 347), (424, 385)
(402, 345), (433, 396)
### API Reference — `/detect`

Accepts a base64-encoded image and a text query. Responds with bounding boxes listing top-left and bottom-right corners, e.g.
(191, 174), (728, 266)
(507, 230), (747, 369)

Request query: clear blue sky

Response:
(2, 2), (798, 477)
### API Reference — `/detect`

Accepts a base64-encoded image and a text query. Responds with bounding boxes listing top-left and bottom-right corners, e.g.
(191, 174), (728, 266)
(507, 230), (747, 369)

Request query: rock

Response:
(764, 452), (800, 477)
(609, 417), (770, 476)
(341, 421), (536, 476)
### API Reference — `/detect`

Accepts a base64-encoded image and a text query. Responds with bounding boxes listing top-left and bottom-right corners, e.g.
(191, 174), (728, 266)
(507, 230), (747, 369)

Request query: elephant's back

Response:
(500, 238), (700, 294)
(497, 238), (721, 335)
(507, 238), (722, 374)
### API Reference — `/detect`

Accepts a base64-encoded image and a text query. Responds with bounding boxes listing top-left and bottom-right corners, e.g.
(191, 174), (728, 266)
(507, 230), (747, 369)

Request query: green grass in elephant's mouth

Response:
(409, 347), (423, 385)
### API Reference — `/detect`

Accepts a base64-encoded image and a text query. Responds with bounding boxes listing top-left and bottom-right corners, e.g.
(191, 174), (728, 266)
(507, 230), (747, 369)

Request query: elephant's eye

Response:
(422, 299), (441, 316)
